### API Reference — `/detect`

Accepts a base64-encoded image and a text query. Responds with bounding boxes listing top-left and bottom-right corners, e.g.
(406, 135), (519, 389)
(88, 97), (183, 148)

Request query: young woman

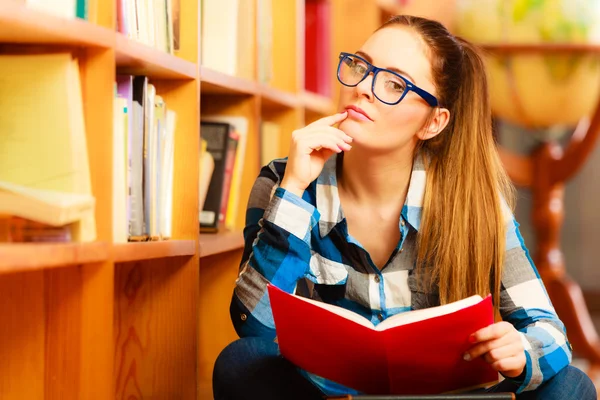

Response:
(213, 15), (596, 400)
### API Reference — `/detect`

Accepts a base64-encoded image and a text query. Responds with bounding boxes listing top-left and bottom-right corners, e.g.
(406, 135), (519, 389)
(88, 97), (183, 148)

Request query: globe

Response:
(455, 0), (600, 130)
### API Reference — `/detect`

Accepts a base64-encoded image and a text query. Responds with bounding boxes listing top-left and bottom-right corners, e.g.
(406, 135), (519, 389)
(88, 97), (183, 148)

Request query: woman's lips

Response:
(346, 106), (372, 122)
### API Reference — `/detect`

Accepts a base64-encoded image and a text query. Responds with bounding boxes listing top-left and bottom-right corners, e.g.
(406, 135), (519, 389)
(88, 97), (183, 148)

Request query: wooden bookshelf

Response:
(115, 34), (198, 79)
(0, 1), (113, 47)
(113, 240), (196, 263)
(0, 0), (200, 398)
(260, 83), (301, 110)
(0, 242), (110, 274)
(200, 66), (259, 95)
(301, 90), (336, 116)
(199, 231), (244, 258)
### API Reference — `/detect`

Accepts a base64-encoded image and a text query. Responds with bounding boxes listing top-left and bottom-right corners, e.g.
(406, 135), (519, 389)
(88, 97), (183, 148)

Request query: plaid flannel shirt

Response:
(231, 154), (572, 395)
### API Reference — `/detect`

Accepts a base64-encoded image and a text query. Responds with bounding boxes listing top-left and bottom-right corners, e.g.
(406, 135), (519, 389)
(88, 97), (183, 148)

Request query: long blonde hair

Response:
(380, 16), (515, 310)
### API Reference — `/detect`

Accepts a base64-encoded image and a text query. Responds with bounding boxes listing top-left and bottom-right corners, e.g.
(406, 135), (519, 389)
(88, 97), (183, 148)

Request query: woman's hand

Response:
(464, 321), (526, 378)
(280, 112), (352, 197)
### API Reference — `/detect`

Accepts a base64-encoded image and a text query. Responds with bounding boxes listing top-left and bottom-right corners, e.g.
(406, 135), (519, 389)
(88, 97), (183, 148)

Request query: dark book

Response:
(328, 394), (515, 400)
(200, 121), (232, 232)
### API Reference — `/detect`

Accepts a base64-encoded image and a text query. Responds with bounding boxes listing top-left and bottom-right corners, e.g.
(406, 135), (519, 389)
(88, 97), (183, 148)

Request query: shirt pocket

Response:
(305, 252), (349, 285)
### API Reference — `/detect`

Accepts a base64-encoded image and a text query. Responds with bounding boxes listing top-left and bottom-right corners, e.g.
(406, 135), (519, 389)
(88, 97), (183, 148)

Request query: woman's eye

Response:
(351, 62), (367, 74)
(385, 79), (405, 92)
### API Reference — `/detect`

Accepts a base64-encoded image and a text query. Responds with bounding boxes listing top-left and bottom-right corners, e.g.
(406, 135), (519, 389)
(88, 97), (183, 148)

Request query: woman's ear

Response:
(418, 107), (450, 141)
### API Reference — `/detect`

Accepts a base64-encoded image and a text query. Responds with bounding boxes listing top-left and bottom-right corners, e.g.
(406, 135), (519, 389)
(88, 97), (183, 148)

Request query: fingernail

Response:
(345, 136), (353, 142)
(463, 353), (471, 361)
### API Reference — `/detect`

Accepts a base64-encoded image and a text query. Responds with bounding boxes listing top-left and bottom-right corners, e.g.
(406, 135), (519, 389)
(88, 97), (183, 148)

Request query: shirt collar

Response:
(315, 153), (426, 238)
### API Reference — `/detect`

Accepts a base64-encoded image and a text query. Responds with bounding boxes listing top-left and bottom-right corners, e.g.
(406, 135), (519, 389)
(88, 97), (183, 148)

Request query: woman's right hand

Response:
(280, 111), (352, 197)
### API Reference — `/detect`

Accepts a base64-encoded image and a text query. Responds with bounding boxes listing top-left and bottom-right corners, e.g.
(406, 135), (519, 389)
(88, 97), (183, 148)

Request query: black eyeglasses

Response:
(337, 52), (439, 107)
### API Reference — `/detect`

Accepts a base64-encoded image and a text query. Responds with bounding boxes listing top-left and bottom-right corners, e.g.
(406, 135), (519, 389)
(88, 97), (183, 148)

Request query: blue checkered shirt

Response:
(231, 154), (572, 395)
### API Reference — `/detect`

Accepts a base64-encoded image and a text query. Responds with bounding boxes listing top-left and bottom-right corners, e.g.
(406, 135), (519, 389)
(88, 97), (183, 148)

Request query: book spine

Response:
(218, 131), (239, 226)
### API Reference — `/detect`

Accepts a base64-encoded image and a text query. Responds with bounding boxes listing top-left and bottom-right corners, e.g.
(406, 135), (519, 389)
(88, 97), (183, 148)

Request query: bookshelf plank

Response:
(0, 2), (113, 47)
(116, 34), (197, 80)
(199, 231), (244, 258)
(301, 90), (336, 116)
(0, 242), (109, 274)
(200, 66), (259, 95)
(260, 84), (300, 111)
(112, 240), (196, 263)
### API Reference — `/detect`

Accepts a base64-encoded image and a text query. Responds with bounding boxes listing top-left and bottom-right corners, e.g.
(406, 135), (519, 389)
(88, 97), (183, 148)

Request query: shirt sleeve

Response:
(230, 160), (320, 339)
(499, 217), (572, 393)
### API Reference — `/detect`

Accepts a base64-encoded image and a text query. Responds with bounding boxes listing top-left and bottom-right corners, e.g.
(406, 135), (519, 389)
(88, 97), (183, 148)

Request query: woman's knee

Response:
(213, 336), (279, 386)
(543, 365), (597, 400)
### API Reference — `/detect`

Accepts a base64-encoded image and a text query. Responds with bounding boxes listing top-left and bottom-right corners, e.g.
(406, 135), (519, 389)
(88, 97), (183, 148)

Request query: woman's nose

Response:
(355, 73), (375, 102)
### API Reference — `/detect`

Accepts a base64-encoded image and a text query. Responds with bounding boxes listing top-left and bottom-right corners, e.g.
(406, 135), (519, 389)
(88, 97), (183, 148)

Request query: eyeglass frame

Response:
(337, 52), (439, 107)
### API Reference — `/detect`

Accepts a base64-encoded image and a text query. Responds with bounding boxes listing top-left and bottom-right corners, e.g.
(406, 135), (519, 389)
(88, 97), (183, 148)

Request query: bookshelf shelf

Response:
(199, 231), (244, 258)
(0, 242), (110, 274)
(301, 90), (336, 116)
(200, 66), (258, 95)
(112, 240), (196, 263)
(116, 34), (197, 80)
(0, 2), (113, 47)
(260, 84), (300, 111)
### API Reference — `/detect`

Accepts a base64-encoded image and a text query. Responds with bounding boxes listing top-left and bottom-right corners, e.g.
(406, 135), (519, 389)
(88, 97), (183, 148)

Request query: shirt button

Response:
(377, 313), (384, 321)
(240, 313), (247, 321)
(399, 248), (404, 254)
(374, 275), (380, 283)
(400, 219), (405, 227)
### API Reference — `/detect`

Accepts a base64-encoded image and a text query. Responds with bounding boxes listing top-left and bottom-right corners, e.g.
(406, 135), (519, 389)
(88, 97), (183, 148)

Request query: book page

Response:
(376, 295), (483, 331)
(291, 294), (375, 329)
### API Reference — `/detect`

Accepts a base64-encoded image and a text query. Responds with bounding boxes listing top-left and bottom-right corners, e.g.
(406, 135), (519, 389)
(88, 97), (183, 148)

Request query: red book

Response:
(305, 0), (331, 96)
(268, 284), (498, 395)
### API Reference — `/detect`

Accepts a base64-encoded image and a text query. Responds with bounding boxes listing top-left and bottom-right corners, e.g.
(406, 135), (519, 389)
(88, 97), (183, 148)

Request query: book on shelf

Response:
(256, 0), (273, 84)
(0, 216), (74, 243)
(201, 115), (249, 230)
(0, 181), (94, 242)
(117, 75), (176, 242)
(201, 0), (239, 75)
(236, 0), (256, 81)
(0, 53), (96, 241)
(305, 0), (332, 96)
(260, 121), (282, 167)
(116, 0), (175, 54)
(268, 284), (498, 396)
(22, 0), (90, 20)
(200, 121), (239, 233)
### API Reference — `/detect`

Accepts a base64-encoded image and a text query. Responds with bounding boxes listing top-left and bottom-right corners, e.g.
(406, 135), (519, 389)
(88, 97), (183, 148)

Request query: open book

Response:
(268, 284), (498, 396)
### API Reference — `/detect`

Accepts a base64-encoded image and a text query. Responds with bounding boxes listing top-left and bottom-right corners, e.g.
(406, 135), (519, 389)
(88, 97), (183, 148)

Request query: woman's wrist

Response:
(280, 178), (306, 198)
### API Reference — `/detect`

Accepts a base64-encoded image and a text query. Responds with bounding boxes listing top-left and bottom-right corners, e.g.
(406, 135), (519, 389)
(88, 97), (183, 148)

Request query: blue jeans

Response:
(213, 337), (597, 400)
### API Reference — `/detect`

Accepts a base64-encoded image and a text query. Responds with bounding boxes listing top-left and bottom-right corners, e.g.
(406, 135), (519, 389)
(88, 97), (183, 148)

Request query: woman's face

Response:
(337, 26), (441, 153)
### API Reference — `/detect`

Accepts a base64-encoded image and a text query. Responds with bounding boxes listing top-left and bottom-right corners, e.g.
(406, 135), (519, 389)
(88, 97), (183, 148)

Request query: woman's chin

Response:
(338, 119), (363, 138)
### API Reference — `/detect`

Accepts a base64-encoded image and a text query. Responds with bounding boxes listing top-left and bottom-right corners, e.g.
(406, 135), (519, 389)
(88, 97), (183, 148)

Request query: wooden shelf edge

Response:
(116, 34), (197, 80)
(259, 84), (300, 110)
(0, 2), (114, 47)
(199, 231), (244, 258)
(112, 240), (196, 263)
(301, 90), (335, 115)
(0, 242), (110, 274)
(200, 66), (258, 95)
